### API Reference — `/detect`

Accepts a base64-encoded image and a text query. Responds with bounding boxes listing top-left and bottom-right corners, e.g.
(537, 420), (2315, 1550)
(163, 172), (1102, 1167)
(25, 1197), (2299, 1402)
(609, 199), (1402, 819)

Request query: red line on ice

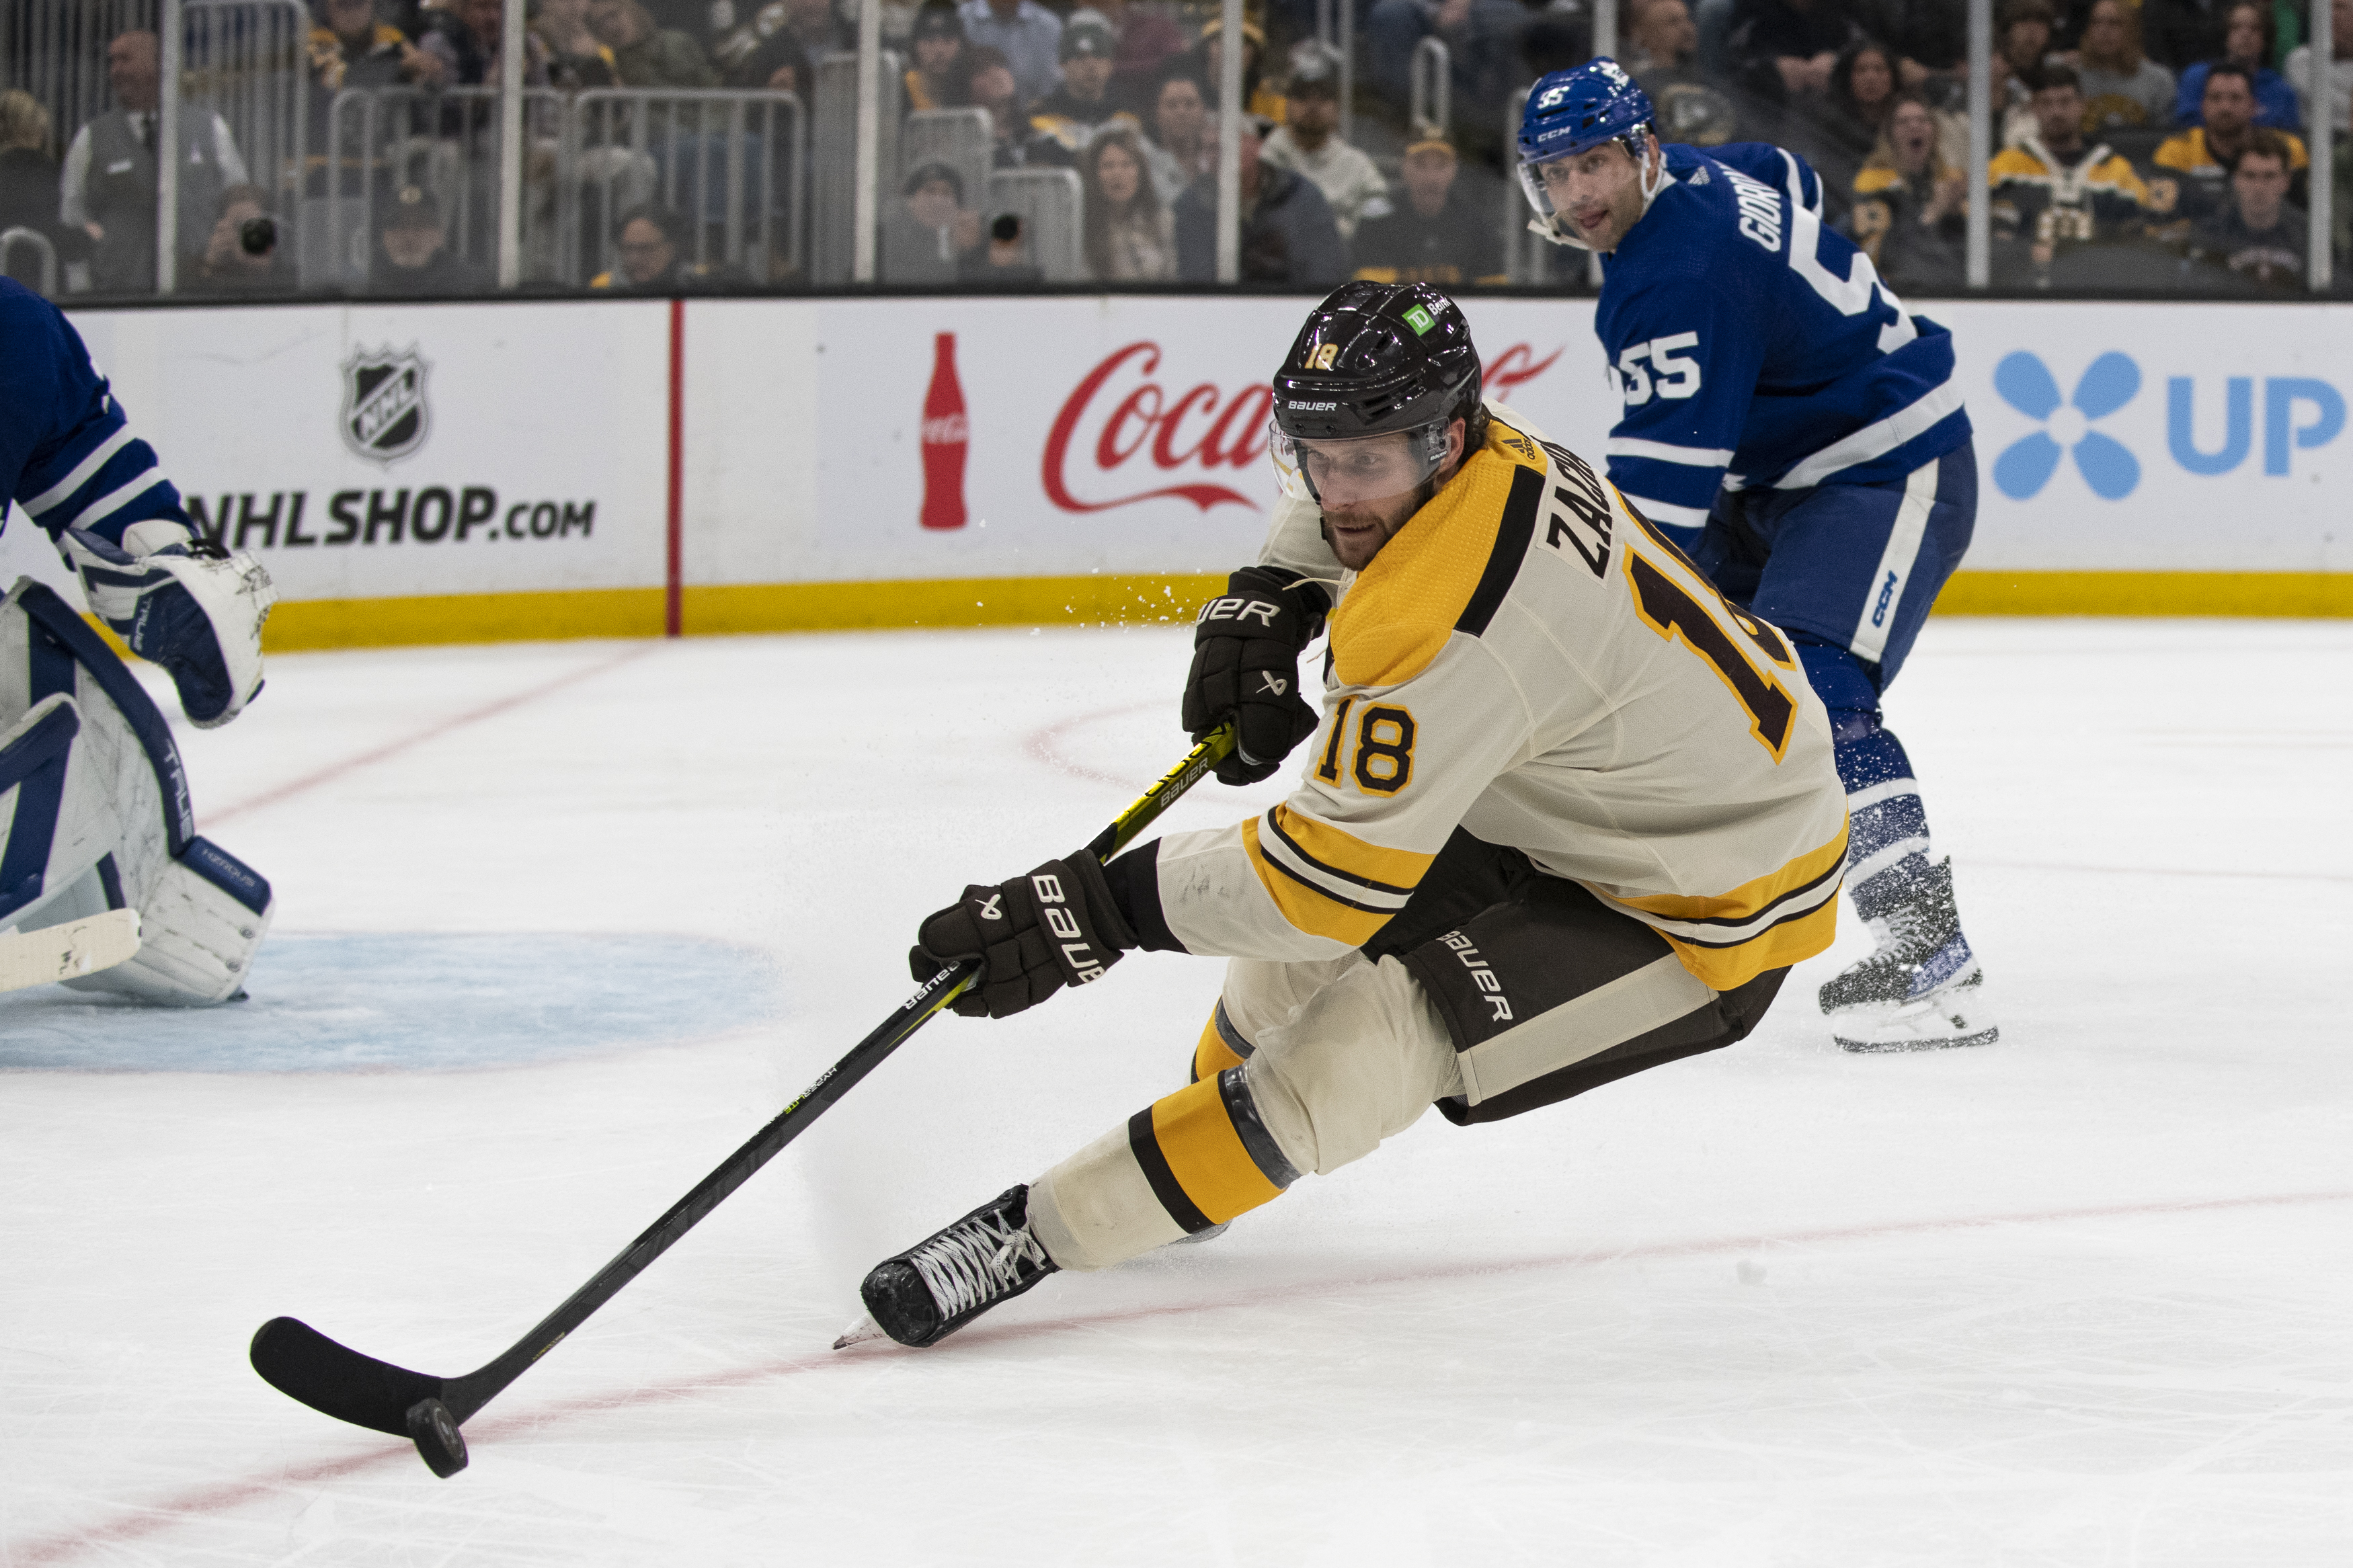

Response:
(13, 1187), (2348, 1563)
(1023, 700), (1162, 786)
(202, 644), (656, 827)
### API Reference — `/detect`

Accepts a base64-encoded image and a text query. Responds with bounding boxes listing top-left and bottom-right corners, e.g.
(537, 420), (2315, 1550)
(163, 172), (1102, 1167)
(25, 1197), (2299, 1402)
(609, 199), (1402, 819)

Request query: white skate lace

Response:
(908, 1210), (1049, 1319)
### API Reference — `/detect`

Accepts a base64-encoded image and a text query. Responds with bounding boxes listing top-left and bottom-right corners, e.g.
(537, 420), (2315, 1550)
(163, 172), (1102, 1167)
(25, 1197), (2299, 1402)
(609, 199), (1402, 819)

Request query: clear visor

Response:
(1267, 420), (1447, 507)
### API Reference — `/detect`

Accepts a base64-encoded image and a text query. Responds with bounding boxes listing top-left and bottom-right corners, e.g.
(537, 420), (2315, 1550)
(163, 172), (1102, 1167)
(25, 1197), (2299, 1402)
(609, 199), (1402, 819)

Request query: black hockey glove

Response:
(1181, 567), (1329, 786)
(909, 852), (1140, 1019)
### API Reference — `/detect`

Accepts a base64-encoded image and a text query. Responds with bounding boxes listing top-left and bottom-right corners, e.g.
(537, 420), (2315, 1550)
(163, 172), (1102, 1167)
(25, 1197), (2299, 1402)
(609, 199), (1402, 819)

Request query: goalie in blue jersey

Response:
(1515, 61), (1993, 1054)
(0, 276), (276, 1003)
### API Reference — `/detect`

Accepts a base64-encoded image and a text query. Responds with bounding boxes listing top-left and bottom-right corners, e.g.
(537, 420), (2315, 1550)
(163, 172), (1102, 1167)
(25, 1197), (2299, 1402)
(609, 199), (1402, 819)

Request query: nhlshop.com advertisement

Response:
(63, 300), (668, 605)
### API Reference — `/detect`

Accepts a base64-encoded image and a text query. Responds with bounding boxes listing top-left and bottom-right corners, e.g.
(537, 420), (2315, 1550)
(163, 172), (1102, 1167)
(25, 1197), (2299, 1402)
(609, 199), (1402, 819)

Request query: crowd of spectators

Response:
(3, 0), (2350, 298)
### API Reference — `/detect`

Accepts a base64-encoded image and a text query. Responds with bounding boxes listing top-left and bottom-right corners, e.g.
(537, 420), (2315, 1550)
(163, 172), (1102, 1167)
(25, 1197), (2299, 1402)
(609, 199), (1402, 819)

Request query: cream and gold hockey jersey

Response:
(1133, 404), (1848, 993)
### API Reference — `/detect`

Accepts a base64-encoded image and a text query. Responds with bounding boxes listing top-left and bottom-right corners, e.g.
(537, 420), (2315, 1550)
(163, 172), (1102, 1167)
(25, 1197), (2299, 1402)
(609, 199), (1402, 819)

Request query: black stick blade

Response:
(250, 1317), (446, 1438)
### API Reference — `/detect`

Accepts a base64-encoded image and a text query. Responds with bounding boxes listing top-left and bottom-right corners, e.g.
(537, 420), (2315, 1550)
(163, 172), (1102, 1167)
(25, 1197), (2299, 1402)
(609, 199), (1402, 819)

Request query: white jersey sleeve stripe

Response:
(1618, 495), (1711, 530)
(23, 423), (136, 516)
(1772, 377), (1966, 491)
(65, 473), (169, 538)
(1606, 436), (1737, 466)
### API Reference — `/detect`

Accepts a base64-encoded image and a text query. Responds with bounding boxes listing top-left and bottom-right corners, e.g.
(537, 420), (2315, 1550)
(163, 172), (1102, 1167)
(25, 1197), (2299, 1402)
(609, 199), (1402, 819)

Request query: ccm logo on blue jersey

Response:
(1616, 332), (1702, 405)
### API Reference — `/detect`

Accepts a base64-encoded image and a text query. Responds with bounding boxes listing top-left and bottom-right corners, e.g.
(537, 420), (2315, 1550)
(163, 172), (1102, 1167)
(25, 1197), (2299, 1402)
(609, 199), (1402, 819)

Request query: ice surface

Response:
(1, 620), (2348, 1566)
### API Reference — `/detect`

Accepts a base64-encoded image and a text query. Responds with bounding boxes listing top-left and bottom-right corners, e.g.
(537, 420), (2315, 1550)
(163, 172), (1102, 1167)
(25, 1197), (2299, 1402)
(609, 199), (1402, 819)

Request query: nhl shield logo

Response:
(340, 345), (430, 464)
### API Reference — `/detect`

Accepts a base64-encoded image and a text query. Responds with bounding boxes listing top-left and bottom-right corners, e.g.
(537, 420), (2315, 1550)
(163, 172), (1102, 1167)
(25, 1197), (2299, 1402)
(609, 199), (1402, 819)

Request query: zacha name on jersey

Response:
(1595, 142), (1970, 535)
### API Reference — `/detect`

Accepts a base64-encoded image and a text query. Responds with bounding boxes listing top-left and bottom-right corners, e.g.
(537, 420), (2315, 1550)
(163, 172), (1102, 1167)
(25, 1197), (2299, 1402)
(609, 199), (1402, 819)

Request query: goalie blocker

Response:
(0, 578), (272, 1003)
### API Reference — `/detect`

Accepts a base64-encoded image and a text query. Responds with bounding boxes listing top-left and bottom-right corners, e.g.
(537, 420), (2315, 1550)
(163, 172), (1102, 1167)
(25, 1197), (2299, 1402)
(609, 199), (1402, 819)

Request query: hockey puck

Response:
(404, 1397), (469, 1478)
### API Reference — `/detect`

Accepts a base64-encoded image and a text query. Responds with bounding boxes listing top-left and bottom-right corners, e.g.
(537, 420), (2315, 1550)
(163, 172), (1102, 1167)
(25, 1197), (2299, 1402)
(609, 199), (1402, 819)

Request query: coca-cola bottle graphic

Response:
(919, 331), (970, 530)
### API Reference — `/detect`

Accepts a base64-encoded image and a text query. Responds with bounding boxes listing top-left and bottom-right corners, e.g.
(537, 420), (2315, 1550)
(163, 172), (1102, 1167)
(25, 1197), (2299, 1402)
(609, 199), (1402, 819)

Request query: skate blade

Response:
(831, 1313), (889, 1351)
(1837, 1024), (2000, 1054)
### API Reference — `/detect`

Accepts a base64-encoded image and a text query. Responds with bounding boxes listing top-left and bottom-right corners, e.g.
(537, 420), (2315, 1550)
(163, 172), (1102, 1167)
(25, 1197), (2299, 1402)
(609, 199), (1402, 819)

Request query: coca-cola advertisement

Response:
(782, 295), (1605, 583)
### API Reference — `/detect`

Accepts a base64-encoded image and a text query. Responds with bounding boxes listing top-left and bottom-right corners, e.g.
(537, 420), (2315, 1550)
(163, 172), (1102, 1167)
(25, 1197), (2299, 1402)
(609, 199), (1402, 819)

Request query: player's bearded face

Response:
(1542, 142), (1652, 252)
(1300, 425), (1461, 569)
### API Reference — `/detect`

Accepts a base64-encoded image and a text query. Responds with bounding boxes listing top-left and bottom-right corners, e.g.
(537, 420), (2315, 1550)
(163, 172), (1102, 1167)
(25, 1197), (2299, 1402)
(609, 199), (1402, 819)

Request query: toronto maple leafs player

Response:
(0, 276), (277, 1002)
(1516, 61), (1993, 1053)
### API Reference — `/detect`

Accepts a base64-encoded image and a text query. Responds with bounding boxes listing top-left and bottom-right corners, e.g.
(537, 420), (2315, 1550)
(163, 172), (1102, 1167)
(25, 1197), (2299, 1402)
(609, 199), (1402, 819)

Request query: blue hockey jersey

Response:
(0, 278), (192, 549)
(1595, 142), (1970, 536)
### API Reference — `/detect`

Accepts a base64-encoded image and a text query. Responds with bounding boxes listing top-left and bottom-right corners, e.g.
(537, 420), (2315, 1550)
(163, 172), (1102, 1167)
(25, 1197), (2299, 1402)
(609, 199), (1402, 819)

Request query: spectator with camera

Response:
(2184, 128), (2315, 290)
(1260, 53), (1387, 243)
(188, 184), (295, 295)
(1349, 130), (1504, 286)
(1080, 125), (1174, 280)
(960, 210), (1045, 284)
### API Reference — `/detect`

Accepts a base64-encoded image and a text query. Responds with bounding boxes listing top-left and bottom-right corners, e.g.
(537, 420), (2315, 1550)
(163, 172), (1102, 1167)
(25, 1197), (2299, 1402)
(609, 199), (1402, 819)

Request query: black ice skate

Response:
(1819, 856), (1999, 1053)
(834, 1185), (1059, 1349)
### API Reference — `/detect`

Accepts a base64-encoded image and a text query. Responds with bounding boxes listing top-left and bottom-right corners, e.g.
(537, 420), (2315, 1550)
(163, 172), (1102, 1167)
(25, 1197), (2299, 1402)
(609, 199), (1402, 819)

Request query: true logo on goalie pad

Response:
(340, 346), (431, 465)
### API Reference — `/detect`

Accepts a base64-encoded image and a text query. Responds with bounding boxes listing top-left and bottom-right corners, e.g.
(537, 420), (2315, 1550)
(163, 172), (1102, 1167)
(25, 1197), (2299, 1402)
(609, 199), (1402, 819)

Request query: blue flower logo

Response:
(1992, 351), (2141, 500)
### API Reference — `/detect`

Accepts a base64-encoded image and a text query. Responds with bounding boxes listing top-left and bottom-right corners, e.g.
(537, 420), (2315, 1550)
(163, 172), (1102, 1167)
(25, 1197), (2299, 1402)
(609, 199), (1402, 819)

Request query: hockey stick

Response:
(0, 909), (140, 992)
(249, 723), (1237, 1478)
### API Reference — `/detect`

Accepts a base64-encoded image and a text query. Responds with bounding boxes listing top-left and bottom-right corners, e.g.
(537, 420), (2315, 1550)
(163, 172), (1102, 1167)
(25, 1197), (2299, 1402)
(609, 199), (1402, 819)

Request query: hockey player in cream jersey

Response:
(838, 284), (1849, 1351)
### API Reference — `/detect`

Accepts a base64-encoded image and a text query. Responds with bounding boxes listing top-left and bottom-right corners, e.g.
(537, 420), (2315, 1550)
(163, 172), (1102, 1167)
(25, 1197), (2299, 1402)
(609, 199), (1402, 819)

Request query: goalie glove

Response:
(1181, 566), (1330, 786)
(908, 852), (1139, 1019)
(63, 524), (275, 729)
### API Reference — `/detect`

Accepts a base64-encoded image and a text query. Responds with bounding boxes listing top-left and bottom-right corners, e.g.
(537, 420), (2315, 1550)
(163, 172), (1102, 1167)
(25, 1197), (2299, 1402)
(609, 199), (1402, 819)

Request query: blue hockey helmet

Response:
(1516, 58), (1660, 247)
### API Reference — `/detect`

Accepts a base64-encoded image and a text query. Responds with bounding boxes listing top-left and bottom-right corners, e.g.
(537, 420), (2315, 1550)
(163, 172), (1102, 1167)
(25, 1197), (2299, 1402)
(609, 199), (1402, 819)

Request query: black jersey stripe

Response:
(1127, 1108), (1215, 1234)
(1632, 854), (1847, 936)
(1454, 464), (1543, 638)
(1262, 809), (1421, 898)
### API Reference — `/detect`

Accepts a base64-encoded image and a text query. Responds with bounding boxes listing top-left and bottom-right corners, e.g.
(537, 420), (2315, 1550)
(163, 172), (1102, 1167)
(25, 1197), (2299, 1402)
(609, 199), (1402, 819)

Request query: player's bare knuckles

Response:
(910, 852), (1140, 1019)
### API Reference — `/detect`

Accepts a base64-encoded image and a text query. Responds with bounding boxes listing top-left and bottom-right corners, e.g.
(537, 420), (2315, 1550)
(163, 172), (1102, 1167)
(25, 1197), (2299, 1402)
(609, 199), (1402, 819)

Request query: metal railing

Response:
(0, 0), (157, 171)
(1312, 0), (1357, 143)
(902, 108), (993, 227)
(319, 83), (567, 288)
(0, 228), (61, 297)
(811, 48), (901, 285)
(563, 89), (803, 286)
(157, 0), (310, 290)
(1408, 36), (1450, 138)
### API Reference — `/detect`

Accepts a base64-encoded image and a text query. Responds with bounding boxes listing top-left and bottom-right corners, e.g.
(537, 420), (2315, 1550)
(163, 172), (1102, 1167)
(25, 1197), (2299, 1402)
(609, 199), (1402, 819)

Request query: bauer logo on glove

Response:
(910, 854), (1139, 1018)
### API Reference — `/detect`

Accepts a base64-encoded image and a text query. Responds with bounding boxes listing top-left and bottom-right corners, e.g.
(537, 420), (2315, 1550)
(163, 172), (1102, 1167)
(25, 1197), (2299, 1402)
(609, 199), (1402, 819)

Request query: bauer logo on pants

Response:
(340, 346), (430, 465)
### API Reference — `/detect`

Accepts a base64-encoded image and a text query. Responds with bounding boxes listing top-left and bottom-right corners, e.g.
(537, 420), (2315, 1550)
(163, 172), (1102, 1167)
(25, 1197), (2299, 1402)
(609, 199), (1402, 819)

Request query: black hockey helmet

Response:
(1269, 283), (1484, 502)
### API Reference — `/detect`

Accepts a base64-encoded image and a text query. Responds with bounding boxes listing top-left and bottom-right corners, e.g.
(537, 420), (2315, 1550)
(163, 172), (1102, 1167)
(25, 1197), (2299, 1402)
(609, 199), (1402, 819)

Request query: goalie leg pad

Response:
(63, 836), (272, 1005)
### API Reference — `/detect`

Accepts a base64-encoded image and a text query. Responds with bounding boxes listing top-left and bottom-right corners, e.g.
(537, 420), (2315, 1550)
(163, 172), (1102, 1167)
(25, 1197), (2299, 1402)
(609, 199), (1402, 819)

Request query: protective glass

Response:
(1267, 421), (1445, 507)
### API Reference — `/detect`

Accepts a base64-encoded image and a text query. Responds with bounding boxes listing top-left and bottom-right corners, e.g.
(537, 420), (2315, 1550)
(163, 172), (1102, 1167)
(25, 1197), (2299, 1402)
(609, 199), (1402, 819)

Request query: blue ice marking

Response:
(0, 932), (781, 1073)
